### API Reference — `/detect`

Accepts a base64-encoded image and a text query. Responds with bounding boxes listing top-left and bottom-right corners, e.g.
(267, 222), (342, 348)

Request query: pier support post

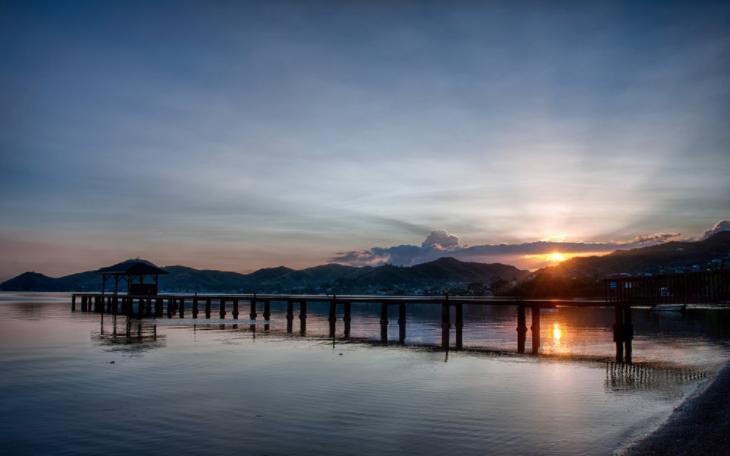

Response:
(167, 297), (174, 318)
(192, 296), (199, 319)
(623, 306), (633, 364)
(286, 300), (294, 333)
(613, 305), (624, 363)
(343, 302), (352, 338)
(531, 305), (540, 355)
(398, 303), (406, 344)
(517, 304), (527, 353)
(328, 297), (337, 338)
(380, 302), (388, 344)
(138, 298), (145, 318)
(178, 298), (184, 318)
(441, 301), (450, 350)
(455, 303), (464, 350)
(219, 297), (226, 319)
(250, 295), (257, 330)
(155, 298), (162, 317)
(299, 301), (307, 334)
(146, 298), (152, 318)
(71, 295), (76, 311)
(263, 300), (271, 331)
(232, 298), (238, 319)
(205, 298), (211, 319)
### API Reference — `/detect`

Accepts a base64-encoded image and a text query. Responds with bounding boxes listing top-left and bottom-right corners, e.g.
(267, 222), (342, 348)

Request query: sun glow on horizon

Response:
(548, 252), (566, 262)
(522, 250), (611, 267)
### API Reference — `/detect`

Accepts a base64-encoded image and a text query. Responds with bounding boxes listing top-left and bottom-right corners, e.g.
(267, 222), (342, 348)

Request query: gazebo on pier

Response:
(98, 259), (167, 296)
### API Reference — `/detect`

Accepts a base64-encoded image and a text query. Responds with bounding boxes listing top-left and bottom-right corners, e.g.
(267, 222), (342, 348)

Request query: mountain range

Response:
(2, 232), (728, 297)
(0, 257), (528, 295)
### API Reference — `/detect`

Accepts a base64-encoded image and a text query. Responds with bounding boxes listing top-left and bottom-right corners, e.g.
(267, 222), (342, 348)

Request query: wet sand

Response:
(627, 362), (730, 455)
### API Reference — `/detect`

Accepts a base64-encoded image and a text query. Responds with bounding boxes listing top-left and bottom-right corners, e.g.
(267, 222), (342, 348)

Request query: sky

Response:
(0, 0), (729, 280)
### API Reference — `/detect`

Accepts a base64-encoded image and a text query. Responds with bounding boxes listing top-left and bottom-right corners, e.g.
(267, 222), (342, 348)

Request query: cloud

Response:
(330, 228), (688, 269)
(702, 220), (730, 240)
(421, 230), (461, 250)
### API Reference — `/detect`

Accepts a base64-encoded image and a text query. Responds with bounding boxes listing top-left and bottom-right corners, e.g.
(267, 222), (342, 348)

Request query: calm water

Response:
(1, 293), (729, 455)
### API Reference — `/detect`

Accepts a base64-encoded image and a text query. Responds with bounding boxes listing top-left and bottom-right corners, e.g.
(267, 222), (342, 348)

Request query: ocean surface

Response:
(1, 292), (729, 455)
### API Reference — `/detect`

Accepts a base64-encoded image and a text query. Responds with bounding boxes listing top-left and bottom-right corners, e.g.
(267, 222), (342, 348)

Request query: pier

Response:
(72, 293), (598, 352)
(71, 269), (729, 363)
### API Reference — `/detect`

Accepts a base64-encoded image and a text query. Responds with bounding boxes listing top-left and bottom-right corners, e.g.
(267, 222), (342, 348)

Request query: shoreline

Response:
(624, 360), (730, 455)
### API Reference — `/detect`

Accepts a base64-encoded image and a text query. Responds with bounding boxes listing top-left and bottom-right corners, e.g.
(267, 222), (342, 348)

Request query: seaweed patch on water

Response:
(604, 362), (709, 392)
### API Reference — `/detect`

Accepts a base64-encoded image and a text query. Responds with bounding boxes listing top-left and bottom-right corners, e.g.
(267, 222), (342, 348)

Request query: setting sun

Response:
(549, 252), (566, 262)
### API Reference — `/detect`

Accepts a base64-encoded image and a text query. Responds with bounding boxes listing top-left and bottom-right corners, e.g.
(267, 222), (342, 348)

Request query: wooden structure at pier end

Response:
(98, 259), (167, 296)
(72, 269), (728, 365)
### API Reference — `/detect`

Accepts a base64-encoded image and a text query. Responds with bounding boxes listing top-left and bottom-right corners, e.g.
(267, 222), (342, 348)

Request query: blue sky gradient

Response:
(1, 1), (728, 278)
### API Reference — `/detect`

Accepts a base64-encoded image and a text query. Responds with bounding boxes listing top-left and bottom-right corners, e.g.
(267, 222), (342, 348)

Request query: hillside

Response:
(508, 232), (730, 298)
(0, 257), (528, 295)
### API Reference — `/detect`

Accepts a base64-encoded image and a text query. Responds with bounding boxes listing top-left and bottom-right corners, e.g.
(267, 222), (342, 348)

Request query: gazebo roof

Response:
(98, 259), (168, 276)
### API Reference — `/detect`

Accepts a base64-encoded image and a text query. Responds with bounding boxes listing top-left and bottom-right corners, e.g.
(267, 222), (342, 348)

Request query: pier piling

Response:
(455, 303), (464, 350)
(613, 304), (624, 363)
(250, 296), (257, 330)
(299, 301), (307, 334)
(623, 306), (633, 364)
(263, 300), (271, 331)
(380, 302), (388, 344)
(398, 303), (406, 344)
(343, 302), (352, 338)
(329, 297), (337, 338)
(517, 304), (527, 353)
(531, 305), (540, 355)
(441, 301), (450, 350)
(286, 300), (294, 333)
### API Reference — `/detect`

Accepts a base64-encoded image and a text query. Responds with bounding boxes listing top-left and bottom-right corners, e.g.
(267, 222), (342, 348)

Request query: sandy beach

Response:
(627, 362), (730, 455)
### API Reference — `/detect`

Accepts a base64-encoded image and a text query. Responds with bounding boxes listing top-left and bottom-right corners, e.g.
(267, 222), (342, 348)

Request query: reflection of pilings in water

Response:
(96, 315), (164, 350)
(605, 362), (708, 390)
